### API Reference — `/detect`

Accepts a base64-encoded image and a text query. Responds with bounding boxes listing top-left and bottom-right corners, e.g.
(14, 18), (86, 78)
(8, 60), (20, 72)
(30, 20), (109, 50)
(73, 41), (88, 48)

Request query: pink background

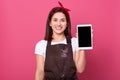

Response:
(0, 0), (119, 80)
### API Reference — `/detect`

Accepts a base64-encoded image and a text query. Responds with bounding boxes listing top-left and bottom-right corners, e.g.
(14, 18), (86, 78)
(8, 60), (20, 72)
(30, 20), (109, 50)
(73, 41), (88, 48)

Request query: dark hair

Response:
(44, 7), (72, 41)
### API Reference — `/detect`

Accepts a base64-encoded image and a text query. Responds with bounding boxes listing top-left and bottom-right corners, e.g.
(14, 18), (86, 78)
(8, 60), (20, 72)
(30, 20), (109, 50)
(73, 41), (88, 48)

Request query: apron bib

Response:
(44, 38), (78, 80)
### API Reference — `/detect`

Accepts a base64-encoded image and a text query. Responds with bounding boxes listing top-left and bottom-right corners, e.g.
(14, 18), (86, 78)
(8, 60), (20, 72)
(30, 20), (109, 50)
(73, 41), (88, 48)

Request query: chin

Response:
(54, 30), (64, 34)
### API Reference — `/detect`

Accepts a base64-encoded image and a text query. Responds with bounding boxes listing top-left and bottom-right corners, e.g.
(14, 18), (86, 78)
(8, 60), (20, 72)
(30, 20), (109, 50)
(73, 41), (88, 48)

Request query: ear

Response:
(49, 22), (52, 27)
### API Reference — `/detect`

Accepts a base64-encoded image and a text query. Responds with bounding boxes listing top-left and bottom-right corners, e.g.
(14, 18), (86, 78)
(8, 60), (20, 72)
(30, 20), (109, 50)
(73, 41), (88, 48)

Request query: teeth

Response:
(56, 26), (62, 30)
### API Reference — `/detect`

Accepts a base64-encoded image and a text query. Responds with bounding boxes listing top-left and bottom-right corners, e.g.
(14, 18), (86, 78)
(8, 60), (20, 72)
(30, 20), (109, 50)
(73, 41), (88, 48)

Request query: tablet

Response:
(77, 24), (93, 50)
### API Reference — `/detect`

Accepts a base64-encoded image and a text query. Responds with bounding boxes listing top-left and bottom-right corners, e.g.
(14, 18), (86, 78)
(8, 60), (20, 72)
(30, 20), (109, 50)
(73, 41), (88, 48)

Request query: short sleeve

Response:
(34, 40), (47, 57)
(71, 37), (79, 52)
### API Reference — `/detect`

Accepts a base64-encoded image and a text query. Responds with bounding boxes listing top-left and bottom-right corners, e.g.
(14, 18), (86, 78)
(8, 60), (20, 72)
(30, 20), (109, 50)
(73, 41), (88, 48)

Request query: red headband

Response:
(58, 0), (71, 12)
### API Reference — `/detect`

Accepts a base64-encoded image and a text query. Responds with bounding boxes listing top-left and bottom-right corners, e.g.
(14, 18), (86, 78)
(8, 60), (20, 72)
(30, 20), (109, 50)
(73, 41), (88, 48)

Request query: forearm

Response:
(35, 70), (44, 80)
(74, 50), (86, 73)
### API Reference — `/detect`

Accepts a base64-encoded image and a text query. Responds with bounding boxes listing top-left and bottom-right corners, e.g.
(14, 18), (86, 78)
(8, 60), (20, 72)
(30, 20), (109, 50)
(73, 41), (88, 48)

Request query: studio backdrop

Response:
(0, 0), (119, 80)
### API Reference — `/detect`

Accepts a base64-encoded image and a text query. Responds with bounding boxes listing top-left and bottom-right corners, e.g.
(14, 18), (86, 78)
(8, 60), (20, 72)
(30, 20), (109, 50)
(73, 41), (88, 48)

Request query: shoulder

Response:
(35, 39), (47, 53)
(71, 37), (79, 52)
(71, 37), (78, 43)
(71, 37), (77, 40)
(36, 40), (47, 46)
(35, 40), (47, 57)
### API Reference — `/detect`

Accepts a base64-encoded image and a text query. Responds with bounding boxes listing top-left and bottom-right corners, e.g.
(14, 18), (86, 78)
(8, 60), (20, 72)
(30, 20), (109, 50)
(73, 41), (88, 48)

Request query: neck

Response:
(52, 34), (66, 42)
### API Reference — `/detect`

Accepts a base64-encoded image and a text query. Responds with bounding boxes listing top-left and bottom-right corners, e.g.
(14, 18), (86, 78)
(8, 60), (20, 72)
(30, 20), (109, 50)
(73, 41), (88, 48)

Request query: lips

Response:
(55, 26), (62, 30)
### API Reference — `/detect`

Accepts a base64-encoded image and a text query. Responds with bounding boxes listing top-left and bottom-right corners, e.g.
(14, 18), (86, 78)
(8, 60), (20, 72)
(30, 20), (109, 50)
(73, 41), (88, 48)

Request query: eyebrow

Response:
(52, 17), (66, 19)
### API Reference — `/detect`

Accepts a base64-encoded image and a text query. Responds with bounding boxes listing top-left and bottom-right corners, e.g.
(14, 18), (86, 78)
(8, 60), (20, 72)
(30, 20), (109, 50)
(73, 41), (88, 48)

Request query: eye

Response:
(52, 18), (57, 22)
(61, 18), (66, 22)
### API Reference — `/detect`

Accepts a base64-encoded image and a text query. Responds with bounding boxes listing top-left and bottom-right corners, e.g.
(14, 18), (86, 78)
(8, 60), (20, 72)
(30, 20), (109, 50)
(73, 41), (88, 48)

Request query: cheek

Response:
(62, 22), (67, 26)
(64, 23), (67, 28)
(50, 22), (56, 27)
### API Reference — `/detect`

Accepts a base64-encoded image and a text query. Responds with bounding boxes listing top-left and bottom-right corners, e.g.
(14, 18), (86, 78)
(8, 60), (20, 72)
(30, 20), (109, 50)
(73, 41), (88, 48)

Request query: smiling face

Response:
(50, 12), (67, 35)
(44, 7), (72, 41)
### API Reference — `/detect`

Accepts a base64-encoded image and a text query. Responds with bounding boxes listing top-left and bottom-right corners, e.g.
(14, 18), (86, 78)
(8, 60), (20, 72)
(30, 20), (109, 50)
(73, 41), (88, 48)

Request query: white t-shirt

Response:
(35, 37), (79, 60)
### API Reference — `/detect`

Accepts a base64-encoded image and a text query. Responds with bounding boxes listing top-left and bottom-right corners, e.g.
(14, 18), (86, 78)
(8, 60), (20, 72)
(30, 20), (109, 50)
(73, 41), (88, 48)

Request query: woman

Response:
(35, 7), (86, 80)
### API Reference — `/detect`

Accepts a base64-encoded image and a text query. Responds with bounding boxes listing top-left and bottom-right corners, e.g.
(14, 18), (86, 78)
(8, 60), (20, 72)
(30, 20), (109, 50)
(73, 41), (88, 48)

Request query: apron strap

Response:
(66, 36), (71, 44)
(47, 40), (51, 46)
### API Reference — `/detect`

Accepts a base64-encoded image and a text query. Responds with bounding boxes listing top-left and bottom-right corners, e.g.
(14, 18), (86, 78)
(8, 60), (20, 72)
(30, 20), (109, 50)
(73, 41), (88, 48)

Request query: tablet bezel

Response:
(77, 24), (93, 50)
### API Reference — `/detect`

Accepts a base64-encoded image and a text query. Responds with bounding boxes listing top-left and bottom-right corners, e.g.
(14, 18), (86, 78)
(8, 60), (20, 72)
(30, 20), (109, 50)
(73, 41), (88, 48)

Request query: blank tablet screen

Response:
(77, 24), (92, 49)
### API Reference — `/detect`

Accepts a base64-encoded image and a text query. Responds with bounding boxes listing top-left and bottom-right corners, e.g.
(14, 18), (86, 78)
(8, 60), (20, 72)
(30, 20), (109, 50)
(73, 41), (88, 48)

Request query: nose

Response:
(57, 21), (61, 26)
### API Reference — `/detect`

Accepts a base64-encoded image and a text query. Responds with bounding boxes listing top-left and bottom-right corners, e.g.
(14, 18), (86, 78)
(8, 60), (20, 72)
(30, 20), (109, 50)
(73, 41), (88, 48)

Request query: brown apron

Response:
(44, 38), (78, 80)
